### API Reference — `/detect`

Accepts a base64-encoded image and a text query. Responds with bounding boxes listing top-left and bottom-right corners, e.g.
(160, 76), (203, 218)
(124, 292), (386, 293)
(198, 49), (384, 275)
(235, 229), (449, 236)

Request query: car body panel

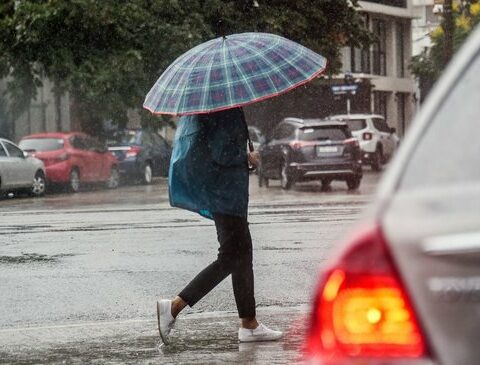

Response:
(0, 138), (45, 192)
(107, 129), (172, 179)
(373, 26), (480, 365)
(308, 24), (480, 365)
(19, 132), (117, 185)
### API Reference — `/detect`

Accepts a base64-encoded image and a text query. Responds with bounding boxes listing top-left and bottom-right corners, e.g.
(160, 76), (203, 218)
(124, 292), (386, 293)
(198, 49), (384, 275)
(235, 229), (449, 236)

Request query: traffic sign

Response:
(331, 84), (358, 95)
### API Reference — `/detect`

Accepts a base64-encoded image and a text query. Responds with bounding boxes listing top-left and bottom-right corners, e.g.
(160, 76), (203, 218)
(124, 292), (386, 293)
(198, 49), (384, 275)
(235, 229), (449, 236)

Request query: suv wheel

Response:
(106, 167), (120, 189)
(68, 168), (80, 193)
(346, 175), (362, 190)
(371, 147), (383, 171)
(321, 178), (332, 191)
(280, 160), (293, 190)
(31, 171), (46, 196)
(142, 162), (153, 185)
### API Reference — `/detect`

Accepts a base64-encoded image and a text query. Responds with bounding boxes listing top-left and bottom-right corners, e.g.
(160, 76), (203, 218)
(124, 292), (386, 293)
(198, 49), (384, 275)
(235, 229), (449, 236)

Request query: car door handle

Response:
(422, 232), (480, 257)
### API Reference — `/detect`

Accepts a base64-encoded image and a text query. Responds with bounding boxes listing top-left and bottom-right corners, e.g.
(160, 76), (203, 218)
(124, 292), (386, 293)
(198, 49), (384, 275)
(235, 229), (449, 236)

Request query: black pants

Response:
(178, 213), (256, 319)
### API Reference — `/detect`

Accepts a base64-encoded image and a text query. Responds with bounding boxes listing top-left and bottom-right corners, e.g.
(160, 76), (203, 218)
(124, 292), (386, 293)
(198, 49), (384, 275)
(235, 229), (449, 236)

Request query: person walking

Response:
(156, 107), (283, 344)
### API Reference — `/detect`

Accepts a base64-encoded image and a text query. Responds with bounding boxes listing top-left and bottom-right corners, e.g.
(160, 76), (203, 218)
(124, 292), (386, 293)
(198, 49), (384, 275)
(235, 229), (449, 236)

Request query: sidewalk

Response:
(0, 306), (311, 365)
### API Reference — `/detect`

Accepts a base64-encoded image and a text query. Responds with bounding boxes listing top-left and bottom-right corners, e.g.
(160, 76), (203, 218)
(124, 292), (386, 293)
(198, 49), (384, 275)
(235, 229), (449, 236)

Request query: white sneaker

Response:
(238, 323), (283, 342)
(156, 300), (175, 344)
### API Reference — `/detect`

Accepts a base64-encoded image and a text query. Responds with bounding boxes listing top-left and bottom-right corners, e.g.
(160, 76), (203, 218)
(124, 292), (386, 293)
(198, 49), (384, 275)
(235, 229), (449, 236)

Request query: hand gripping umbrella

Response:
(143, 32), (327, 116)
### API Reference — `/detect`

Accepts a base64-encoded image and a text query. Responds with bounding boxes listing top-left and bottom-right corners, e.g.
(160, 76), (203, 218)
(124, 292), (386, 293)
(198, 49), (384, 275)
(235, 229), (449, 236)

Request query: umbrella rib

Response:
(224, 40), (257, 103)
(177, 39), (221, 114)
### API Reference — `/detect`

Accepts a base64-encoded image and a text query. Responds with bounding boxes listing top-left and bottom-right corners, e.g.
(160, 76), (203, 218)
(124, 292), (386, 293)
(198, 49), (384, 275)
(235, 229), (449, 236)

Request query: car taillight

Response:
(125, 146), (141, 158)
(363, 132), (373, 141)
(343, 138), (359, 147)
(289, 141), (318, 149)
(307, 224), (428, 361)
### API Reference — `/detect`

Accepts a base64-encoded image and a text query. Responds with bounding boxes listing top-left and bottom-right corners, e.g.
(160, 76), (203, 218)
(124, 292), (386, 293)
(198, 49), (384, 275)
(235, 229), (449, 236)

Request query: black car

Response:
(107, 129), (172, 184)
(258, 118), (362, 190)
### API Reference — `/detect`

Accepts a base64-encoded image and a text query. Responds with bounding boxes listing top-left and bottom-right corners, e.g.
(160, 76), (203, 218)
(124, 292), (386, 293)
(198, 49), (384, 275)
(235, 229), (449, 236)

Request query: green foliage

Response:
(0, 0), (370, 134)
(410, 1), (480, 93)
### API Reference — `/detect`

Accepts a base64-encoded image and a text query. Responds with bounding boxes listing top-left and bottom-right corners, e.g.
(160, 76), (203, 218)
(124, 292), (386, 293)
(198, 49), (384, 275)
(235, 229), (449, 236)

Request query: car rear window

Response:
(19, 138), (64, 152)
(299, 127), (349, 141)
(400, 49), (480, 190)
(347, 119), (367, 131)
(107, 130), (139, 145)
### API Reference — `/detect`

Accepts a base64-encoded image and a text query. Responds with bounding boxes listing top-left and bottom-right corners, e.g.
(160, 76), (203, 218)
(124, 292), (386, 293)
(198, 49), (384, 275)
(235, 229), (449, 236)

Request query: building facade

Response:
(340, 0), (417, 137)
(0, 78), (72, 142)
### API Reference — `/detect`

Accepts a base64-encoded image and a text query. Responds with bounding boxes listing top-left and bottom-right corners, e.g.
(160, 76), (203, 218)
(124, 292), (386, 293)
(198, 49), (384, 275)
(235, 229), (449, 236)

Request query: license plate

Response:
(317, 146), (338, 154)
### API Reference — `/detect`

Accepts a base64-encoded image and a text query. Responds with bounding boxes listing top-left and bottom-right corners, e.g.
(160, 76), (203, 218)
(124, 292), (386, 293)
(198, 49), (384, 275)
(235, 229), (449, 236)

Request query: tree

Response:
(410, 0), (480, 101)
(0, 0), (370, 135)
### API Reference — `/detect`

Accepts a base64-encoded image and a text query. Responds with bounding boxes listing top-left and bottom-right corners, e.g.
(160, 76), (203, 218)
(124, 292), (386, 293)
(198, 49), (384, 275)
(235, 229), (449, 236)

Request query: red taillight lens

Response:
(125, 146), (141, 158)
(343, 138), (359, 147)
(363, 132), (373, 141)
(307, 224), (427, 360)
(289, 140), (318, 149)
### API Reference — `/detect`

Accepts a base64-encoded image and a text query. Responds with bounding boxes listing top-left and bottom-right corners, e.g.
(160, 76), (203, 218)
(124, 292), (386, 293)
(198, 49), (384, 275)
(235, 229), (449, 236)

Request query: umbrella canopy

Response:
(143, 32), (327, 116)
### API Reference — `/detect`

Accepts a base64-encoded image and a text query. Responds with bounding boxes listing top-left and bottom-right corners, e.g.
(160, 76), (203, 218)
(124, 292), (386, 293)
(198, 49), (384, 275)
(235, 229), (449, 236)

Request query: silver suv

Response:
(330, 114), (399, 171)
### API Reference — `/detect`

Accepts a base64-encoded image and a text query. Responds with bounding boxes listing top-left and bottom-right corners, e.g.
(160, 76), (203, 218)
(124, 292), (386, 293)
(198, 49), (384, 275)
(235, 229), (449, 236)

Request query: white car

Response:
(306, 24), (480, 365)
(0, 138), (46, 197)
(330, 114), (399, 171)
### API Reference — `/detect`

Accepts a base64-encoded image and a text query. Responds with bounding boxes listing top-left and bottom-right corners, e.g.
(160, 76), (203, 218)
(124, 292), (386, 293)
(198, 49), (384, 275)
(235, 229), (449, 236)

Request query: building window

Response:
(372, 19), (387, 76)
(396, 21), (405, 78)
(350, 15), (370, 74)
(374, 91), (388, 119)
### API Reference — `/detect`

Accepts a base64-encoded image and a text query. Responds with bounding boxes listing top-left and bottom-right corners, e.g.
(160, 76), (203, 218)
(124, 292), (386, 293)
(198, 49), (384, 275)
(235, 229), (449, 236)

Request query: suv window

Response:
(400, 51), (480, 190)
(347, 119), (367, 131)
(4, 141), (24, 158)
(141, 131), (153, 146)
(372, 118), (390, 132)
(152, 133), (170, 150)
(19, 138), (64, 152)
(273, 124), (295, 140)
(0, 143), (7, 157)
(299, 126), (350, 141)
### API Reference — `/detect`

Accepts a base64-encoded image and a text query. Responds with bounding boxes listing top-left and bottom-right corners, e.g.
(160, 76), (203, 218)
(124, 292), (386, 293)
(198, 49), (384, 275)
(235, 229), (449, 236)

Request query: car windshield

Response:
(299, 127), (349, 141)
(400, 46), (480, 190)
(347, 119), (367, 131)
(19, 138), (64, 151)
(107, 130), (139, 145)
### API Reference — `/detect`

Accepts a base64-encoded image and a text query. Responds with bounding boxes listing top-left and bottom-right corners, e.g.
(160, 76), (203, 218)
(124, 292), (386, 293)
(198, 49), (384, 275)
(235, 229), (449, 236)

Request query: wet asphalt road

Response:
(0, 172), (380, 364)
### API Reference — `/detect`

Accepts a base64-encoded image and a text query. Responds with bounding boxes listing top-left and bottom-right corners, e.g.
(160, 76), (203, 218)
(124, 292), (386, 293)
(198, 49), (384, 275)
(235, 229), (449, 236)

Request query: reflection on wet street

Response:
(0, 173), (380, 364)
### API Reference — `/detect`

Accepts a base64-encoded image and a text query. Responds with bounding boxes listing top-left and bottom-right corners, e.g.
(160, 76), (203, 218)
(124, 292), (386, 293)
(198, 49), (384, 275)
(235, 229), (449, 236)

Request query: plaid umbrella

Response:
(143, 32), (327, 116)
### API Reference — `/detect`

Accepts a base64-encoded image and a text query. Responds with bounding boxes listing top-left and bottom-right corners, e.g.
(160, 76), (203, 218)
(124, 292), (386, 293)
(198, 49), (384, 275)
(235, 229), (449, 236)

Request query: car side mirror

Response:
(23, 151), (29, 158)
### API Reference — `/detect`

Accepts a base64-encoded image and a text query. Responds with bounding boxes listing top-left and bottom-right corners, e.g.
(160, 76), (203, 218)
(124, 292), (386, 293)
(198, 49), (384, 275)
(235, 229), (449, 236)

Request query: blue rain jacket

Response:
(168, 108), (249, 219)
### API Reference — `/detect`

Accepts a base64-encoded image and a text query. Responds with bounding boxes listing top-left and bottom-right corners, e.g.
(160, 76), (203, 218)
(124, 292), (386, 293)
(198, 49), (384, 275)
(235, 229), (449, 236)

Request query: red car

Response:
(19, 132), (119, 192)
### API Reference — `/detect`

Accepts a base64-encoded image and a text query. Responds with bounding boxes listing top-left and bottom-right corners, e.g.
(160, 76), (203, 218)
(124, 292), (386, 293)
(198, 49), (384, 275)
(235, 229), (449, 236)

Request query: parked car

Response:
(306, 26), (480, 365)
(258, 118), (362, 190)
(107, 129), (172, 184)
(247, 125), (266, 152)
(19, 132), (119, 192)
(330, 113), (399, 171)
(0, 138), (46, 197)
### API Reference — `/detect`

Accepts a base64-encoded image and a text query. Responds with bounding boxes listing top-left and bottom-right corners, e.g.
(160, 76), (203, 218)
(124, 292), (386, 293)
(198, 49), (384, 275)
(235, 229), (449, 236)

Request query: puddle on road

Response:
(0, 253), (74, 264)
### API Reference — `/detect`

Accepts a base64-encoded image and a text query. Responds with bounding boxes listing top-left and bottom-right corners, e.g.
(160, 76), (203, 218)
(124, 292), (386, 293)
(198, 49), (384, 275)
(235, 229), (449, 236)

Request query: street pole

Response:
(347, 97), (351, 116)
(443, 0), (454, 67)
